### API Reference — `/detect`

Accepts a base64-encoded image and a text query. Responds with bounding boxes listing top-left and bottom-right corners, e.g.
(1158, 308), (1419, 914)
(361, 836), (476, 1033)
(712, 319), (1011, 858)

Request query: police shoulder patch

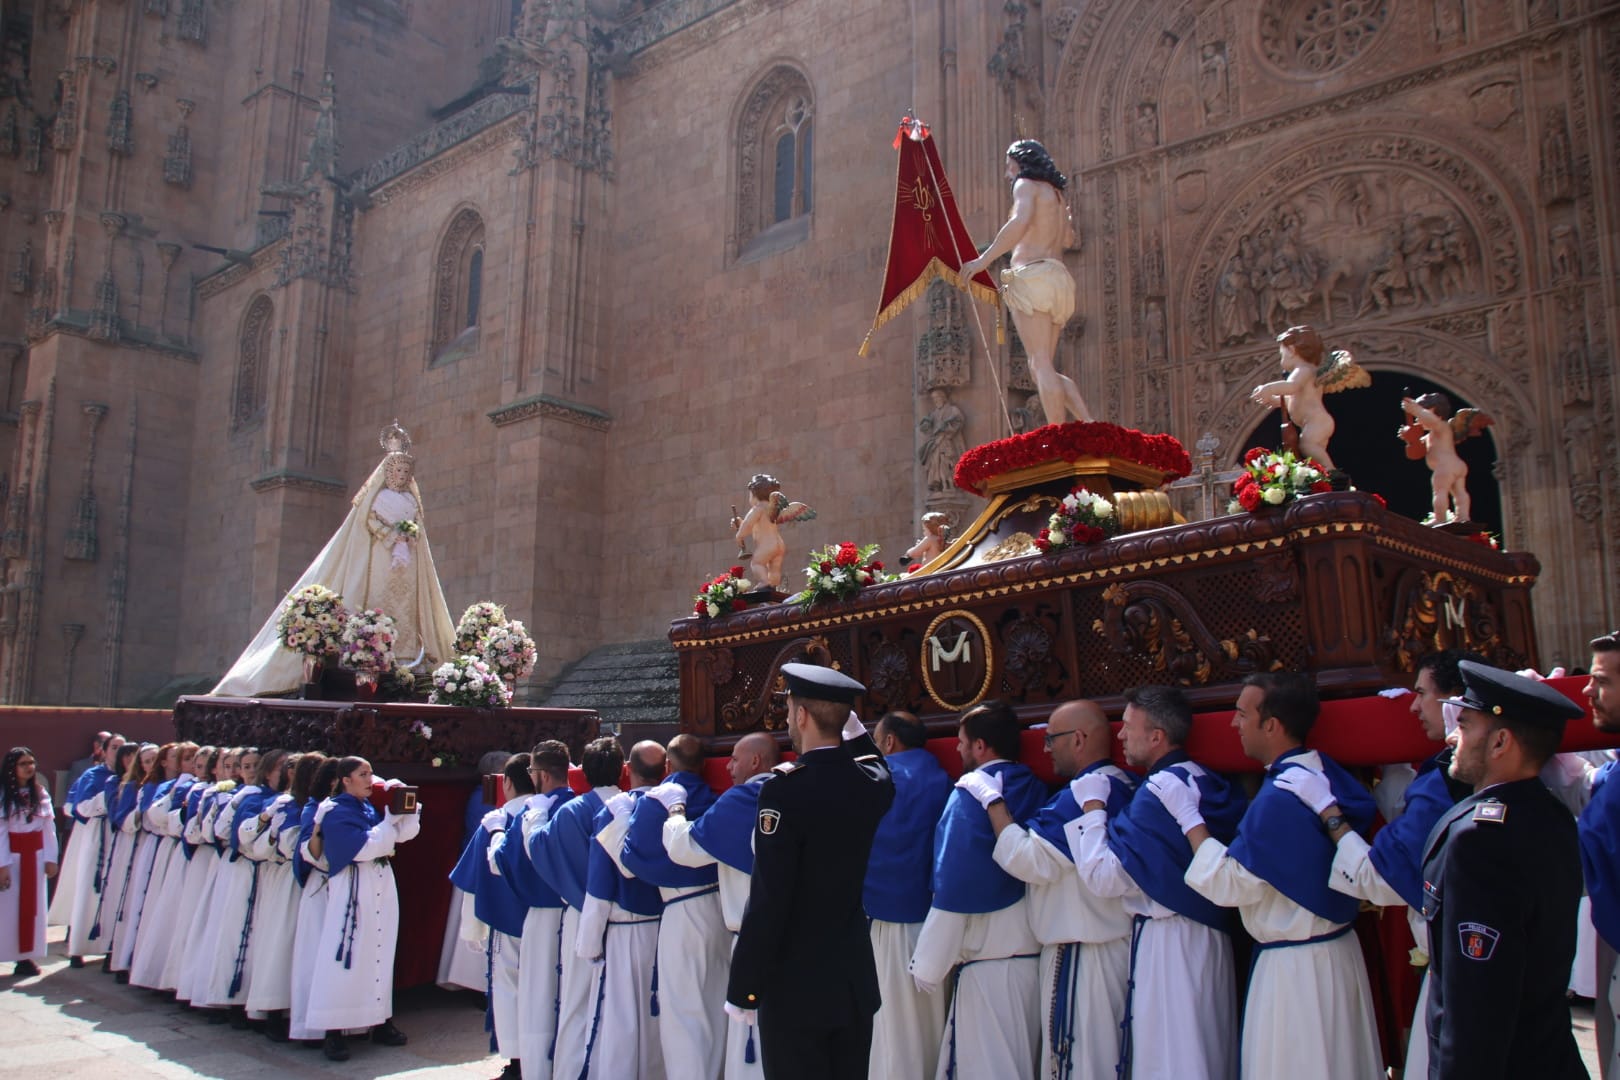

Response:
(1472, 801), (1507, 824)
(1458, 921), (1500, 961)
(757, 808), (782, 836)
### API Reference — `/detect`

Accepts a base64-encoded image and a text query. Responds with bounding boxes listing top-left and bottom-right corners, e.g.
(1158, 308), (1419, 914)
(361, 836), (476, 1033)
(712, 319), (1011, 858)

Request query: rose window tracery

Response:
(1259, 0), (1389, 75)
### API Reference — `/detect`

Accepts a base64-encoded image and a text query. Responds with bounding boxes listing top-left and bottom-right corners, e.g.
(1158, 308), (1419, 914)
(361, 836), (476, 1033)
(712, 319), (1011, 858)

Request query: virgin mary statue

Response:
(211, 421), (458, 697)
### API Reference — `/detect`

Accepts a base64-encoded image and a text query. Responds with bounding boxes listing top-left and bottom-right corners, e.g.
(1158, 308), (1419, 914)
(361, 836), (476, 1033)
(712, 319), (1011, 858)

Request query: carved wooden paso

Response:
(173, 697), (600, 772)
(672, 492), (1539, 745)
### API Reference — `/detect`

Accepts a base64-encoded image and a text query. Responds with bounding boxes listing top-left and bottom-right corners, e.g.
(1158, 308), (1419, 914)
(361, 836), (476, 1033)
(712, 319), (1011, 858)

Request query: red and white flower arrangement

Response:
(479, 619), (538, 682)
(339, 608), (397, 673)
(429, 655), (513, 708)
(798, 542), (892, 606)
(1465, 531), (1501, 550)
(1034, 485), (1120, 553)
(276, 583), (348, 656)
(454, 601), (508, 654)
(1228, 448), (1332, 514)
(694, 566), (753, 618)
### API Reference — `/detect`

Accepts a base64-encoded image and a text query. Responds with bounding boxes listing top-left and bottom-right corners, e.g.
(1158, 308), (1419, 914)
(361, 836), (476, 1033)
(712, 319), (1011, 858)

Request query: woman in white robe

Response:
(92, 745), (147, 972)
(130, 744), (204, 990)
(245, 752), (321, 1035)
(211, 424), (457, 697)
(196, 748), (274, 1011)
(173, 749), (239, 1002)
(108, 743), (164, 977)
(302, 756), (421, 1061)
(0, 747), (60, 977)
(68, 743), (136, 963)
(290, 757), (341, 1043)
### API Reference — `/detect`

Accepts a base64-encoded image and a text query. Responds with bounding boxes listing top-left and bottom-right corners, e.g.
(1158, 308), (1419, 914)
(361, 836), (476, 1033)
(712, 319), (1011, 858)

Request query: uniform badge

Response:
(1472, 802), (1507, 824)
(758, 808), (781, 835)
(1459, 922), (1500, 960)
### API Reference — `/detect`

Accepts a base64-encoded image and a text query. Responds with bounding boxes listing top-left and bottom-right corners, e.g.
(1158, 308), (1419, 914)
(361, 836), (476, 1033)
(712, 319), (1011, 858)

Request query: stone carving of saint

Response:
(1145, 301), (1167, 362)
(211, 421), (458, 696)
(918, 388), (967, 493)
(1134, 103), (1159, 149)
(1549, 224), (1580, 283)
(1218, 253), (1260, 344)
(1539, 110), (1573, 204)
(1200, 43), (1230, 121)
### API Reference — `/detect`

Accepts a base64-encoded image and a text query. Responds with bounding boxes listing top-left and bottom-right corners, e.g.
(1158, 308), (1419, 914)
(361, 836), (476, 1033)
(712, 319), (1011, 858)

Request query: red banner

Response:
(859, 117), (999, 356)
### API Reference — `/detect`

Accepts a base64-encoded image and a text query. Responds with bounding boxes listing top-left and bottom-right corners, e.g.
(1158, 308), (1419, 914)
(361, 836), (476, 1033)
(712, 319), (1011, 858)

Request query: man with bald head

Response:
(979, 700), (1137, 1079)
(650, 731), (781, 1078)
(575, 739), (667, 1078)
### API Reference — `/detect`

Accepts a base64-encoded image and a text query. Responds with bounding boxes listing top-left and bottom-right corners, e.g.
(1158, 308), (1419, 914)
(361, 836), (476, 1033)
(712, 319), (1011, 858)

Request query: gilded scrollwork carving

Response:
(1092, 581), (1215, 686)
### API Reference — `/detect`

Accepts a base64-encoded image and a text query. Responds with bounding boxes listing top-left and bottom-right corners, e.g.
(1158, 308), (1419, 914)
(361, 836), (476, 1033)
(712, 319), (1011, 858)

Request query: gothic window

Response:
(1259, 0), (1389, 75)
(430, 208), (486, 366)
(734, 65), (814, 262)
(232, 295), (273, 431)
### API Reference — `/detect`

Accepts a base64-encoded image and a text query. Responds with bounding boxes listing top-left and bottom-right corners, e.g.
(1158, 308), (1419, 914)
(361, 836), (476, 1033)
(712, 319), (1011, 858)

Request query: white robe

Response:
(491, 930), (522, 1059)
(93, 798), (140, 961)
(175, 794), (232, 1004)
(1067, 808), (1237, 1080)
(868, 918), (945, 1080)
(911, 902), (1041, 1080)
(995, 822), (1131, 1080)
(111, 791), (171, 972)
(48, 814), (93, 926)
(576, 813), (664, 1080)
(289, 861), (332, 1041)
(437, 885), (487, 990)
(65, 788), (111, 956)
(516, 904), (565, 1080)
(1186, 839), (1382, 1080)
(663, 793), (767, 1080)
(0, 794), (59, 962)
(303, 810), (421, 1032)
(196, 792), (266, 1007)
(130, 780), (195, 989)
(243, 808), (303, 1015)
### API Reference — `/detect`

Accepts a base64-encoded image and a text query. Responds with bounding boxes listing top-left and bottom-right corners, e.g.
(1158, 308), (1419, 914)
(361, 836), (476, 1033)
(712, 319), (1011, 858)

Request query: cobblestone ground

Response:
(0, 929), (504, 1080)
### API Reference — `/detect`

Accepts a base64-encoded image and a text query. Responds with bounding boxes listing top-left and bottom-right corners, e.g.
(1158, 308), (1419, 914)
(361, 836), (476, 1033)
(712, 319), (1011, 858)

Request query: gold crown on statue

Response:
(380, 419), (413, 456)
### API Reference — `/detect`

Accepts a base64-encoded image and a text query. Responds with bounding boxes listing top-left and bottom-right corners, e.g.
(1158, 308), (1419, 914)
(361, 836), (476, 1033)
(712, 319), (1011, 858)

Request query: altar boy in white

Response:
(1161, 673), (1383, 1080)
(979, 701), (1136, 1080)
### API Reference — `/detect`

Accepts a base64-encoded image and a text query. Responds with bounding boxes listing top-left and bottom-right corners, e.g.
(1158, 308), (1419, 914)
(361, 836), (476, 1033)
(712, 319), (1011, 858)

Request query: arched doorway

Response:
(1240, 369), (1501, 532)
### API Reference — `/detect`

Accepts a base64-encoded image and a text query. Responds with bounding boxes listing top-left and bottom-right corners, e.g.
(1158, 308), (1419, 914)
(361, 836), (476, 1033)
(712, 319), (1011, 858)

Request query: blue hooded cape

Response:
(931, 761), (1050, 915)
(668, 771), (718, 820)
(292, 797), (321, 886)
(527, 789), (606, 911)
(690, 774), (772, 876)
(863, 749), (951, 923)
(1027, 760), (1135, 860)
(1107, 751), (1249, 931)
(621, 798), (717, 889)
(1227, 747), (1376, 924)
(449, 803), (529, 937)
(228, 787), (274, 858)
(584, 796), (663, 917)
(68, 765), (109, 824)
(109, 778), (142, 830)
(1580, 758), (1620, 949)
(494, 789), (574, 909)
(318, 793), (382, 878)
(1368, 752), (1458, 910)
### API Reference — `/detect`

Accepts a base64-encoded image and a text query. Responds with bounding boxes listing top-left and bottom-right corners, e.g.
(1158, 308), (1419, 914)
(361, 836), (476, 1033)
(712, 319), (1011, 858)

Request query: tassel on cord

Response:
(548, 915), (565, 1063)
(336, 869), (361, 969)
(649, 957), (660, 1017)
(577, 925), (610, 1080)
(484, 934), (498, 1053)
(745, 1026), (756, 1065)
(228, 864), (261, 998)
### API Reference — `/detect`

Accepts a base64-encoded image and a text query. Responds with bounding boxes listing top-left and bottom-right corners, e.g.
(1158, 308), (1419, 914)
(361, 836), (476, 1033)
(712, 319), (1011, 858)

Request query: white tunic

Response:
(288, 859), (332, 1041)
(911, 902), (1041, 1080)
(868, 918), (945, 1080)
(994, 821), (1131, 1080)
(1185, 839), (1382, 1080)
(93, 794), (140, 962)
(196, 790), (267, 1007)
(0, 793), (58, 962)
(303, 809), (422, 1032)
(575, 813), (664, 1080)
(112, 789), (172, 972)
(243, 805), (303, 1014)
(47, 812), (89, 927)
(171, 786), (227, 999)
(65, 787), (111, 956)
(129, 779), (194, 989)
(437, 885), (487, 990)
(490, 930), (522, 1059)
(1067, 809), (1237, 1080)
(490, 794), (567, 1080)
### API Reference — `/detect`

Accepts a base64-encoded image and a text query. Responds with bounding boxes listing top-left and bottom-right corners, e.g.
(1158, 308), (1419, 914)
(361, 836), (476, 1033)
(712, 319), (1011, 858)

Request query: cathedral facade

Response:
(0, 0), (1615, 705)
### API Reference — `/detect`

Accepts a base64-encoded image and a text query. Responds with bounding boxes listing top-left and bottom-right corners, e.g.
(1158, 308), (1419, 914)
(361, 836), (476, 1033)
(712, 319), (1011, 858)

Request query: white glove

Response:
(1541, 753), (1590, 793)
(842, 711), (868, 741)
(1441, 700), (1463, 738)
(120, 812), (139, 834)
(723, 1001), (756, 1025)
(605, 793), (635, 822)
(1146, 772), (1204, 834)
(954, 770), (1003, 810)
(912, 972), (941, 995)
(230, 787), (254, 808)
(1274, 767), (1337, 815)
(382, 778), (407, 791)
(273, 792), (295, 810)
(1069, 772), (1113, 810)
(481, 808), (507, 834)
(313, 797), (337, 826)
(647, 782), (687, 813)
(521, 806), (549, 843)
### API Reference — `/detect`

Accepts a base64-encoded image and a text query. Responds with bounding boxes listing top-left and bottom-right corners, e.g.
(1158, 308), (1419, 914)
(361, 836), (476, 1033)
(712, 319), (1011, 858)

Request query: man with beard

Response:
(1422, 661), (1586, 1077)
(727, 664), (894, 1080)
(1580, 632), (1620, 1078)
(1273, 649), (1475, 1077)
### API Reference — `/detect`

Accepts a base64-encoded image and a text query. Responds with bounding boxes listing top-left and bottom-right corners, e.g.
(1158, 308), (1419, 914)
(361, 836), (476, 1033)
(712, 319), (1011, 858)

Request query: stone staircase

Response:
(532, 638), (681, 731)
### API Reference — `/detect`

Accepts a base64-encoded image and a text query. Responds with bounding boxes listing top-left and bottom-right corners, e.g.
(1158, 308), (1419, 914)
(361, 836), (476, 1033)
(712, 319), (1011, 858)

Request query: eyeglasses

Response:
(1042, 729), (1081, 749)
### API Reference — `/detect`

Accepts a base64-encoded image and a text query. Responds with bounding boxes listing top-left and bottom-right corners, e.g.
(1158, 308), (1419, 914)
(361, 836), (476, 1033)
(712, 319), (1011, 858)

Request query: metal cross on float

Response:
(1166, 432), (1247, 521)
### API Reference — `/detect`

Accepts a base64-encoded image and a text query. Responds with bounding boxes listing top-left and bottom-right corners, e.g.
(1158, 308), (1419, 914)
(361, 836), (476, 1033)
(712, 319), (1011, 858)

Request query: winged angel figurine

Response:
(1250, 324), (1370, 472)
(1401, 392), (1492, 524)
(731, 473), (817, 590)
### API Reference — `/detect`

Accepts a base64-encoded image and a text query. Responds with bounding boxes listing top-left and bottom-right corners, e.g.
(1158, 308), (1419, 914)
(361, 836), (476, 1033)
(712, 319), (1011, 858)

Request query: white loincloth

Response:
(1000, 259), (1076, 325)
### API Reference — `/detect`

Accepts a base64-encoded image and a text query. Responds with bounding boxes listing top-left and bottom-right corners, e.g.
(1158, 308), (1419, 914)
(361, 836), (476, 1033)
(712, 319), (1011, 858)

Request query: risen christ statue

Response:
(961, 140), (1092, 425)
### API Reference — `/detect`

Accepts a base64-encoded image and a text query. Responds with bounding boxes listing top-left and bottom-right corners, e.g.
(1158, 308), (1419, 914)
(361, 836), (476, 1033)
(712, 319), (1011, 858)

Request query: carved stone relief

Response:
(1257, 0), (1390, 76)
(65, 403), (107, 562)
(914, 280), (969, 391)
(917, 388), (966, 496)
(106, 90), (131, 156)
(51, 70), (77, 151)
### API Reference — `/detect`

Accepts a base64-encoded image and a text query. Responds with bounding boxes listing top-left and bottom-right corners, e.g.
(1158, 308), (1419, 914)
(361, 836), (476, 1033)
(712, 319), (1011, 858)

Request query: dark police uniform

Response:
(1420, 662), (1587, 1079)
(726, 664), (896, 1080)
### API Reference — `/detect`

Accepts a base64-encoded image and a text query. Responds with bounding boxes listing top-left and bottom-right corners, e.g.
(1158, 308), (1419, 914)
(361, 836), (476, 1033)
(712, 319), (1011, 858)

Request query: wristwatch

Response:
(1320, 813), (1348, 835)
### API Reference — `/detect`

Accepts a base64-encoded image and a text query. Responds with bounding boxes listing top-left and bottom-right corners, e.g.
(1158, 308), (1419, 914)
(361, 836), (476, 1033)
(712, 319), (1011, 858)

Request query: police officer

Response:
(726, 663), (896, 1080)
(1420, 660), (1587, 1078)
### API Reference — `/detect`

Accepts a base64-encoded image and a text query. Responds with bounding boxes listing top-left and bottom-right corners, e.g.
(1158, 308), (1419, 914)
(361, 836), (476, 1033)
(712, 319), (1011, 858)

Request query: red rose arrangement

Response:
(797, 542), (892, 607)
(953, 421), (1193, 496)
(1465, 531), (1501, 550)
(1228, 447), (1332, 514)
(1033, 485), (1121, 553)
(694, 566), (753, 618)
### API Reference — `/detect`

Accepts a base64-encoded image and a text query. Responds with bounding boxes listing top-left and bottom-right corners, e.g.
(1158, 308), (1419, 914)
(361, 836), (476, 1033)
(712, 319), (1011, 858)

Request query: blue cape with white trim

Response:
(319, 793), (382, 878)
(690, 774), (771, 876)
(1368, 752), (1458, 910)
(584, 797), (663, 917)
(622, 798), (717, 888)
(527, 789), (605, 911)
(930, 761), (1050, 915)
(494, 789), (573, 909)
(863, 749), (951, 923)
(669, 770), (718, 819)
(449, 803), (529, 937)
(1580, 758), (1620, 949)
(1027, 760), (1135, 861)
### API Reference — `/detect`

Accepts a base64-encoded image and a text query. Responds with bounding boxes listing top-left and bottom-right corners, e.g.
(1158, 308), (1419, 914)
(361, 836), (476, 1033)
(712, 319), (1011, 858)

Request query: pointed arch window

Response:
(430, 209), (486, 366)
(231, 295), (273, 432)
(735, 67), (815, 262)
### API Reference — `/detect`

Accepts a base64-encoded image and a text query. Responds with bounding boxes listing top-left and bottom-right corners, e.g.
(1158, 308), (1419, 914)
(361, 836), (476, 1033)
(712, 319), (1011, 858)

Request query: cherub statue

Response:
(730, 473), (816, 590)
(1400, 392), (1492, 524)
(905, 512), (951, 569)
(1249, 324), (1369, 472)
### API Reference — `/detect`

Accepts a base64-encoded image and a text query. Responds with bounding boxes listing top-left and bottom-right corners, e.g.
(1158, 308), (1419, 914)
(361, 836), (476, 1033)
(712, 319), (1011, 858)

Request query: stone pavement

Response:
(1, 929), (505, 1080)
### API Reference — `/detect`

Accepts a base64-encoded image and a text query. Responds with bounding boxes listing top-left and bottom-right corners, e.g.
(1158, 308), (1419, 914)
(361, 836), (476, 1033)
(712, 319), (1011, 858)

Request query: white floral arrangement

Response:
(276, 583), (349, 657)
(1034, 485), (1120, 553)
(429, 655), (513, 708)
(339, 608), (397, 672)
(454, 601), (508, 654)
(479, 619), (538, 682)
(409, 719), (433, 741)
